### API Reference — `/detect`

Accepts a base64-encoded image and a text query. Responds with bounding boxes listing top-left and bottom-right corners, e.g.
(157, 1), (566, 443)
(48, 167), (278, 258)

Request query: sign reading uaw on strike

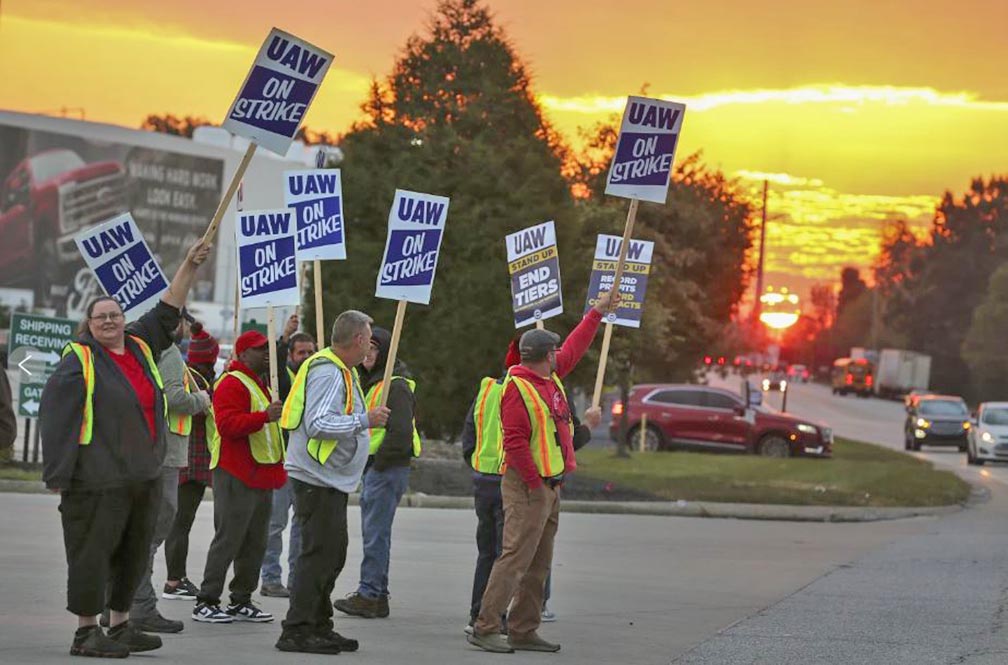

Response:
(284, 169), (346, 260)
(506, 221), (563, 328)
(236, 209), (300, 308)
(584, 234), (655, 328)
(75, 214), (169, 315)
(605, 95), (686, 204)
(375, 190), (450, 305)
(222, 28), (334, 156)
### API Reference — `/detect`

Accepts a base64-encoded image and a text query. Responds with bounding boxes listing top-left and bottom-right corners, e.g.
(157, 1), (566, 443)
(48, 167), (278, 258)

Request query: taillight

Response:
(611, 401), (624, 417)
(846, 374), (853, 385)
(865, 374), (874, 387)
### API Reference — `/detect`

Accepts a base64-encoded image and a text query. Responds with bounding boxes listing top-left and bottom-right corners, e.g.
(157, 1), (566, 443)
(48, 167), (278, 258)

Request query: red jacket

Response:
(501, 309), (602, 489)
(213, 361), (286, 490)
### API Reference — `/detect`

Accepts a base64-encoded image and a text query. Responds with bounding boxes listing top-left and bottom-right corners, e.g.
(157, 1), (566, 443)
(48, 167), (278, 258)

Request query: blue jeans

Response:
(261, 478), (301, 587)
(357, 465), (410, 599)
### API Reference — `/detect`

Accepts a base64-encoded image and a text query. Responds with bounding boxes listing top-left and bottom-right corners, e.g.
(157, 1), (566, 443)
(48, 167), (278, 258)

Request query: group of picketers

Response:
(40, 238), (617, 657)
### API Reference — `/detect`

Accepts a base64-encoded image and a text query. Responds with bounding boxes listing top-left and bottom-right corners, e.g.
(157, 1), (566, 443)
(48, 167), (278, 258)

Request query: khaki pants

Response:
(474, 467), (560, 639)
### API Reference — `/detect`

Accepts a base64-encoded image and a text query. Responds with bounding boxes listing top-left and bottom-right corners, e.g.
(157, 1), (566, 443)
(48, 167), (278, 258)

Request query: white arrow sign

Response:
(38, 351), (60, 364)
(21, 399), (39, 416)
(17, 355), (33, 377)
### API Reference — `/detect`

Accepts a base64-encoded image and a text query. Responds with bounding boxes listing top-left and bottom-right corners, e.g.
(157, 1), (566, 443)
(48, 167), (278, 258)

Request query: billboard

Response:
(0, 123), (224, 318)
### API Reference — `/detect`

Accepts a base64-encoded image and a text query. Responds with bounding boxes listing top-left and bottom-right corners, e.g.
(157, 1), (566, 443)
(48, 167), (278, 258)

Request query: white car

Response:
(966, 402), (1008, 465)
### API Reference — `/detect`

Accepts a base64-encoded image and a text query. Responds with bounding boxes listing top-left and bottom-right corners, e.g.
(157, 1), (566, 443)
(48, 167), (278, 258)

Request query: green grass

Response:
(0, 465), (42, 482)
(575, 438), (972, 507)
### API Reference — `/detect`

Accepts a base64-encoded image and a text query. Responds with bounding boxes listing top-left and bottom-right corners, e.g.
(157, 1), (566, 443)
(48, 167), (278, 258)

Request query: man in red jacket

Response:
(468, 290), (614, 654)
(193, 331), (285, 625)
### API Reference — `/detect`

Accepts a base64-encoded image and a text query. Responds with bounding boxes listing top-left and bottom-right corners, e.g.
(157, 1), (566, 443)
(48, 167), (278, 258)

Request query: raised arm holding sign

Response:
(374, 189), (450, 408)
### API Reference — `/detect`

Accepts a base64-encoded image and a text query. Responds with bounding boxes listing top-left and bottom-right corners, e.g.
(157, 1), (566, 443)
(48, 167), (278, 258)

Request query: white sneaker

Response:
(541, 605), (557, 622)
(192, 602), (233, 623)
(226, 601), (274, 623)
(464, 623), (474, 636)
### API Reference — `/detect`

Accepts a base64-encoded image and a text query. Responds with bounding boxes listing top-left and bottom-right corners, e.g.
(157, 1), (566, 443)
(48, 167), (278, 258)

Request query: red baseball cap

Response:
(235, 330), (269, 355)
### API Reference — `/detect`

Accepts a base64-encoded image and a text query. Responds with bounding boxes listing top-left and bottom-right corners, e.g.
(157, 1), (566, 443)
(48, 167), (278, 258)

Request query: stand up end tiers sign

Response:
(237, 208), (300, 308)
(584, 234), (655, 329)
(75, 213), (169, 316)
(506, 221), (563, 328)
(375, 189), (449, 306)
(222, 28), (334, 157)
(605, 95), (686, 205)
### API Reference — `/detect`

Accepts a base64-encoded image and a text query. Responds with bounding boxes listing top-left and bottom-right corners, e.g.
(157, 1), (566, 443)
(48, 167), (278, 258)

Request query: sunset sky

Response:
(3, 0), (1007, 303)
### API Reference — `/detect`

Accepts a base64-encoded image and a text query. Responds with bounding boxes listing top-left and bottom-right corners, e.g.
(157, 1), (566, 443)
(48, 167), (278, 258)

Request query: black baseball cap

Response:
(519, 329), (561, 361)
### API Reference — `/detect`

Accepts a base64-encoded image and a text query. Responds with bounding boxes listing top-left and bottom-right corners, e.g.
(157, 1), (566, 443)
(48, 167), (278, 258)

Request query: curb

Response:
(2, 479), (965, 523)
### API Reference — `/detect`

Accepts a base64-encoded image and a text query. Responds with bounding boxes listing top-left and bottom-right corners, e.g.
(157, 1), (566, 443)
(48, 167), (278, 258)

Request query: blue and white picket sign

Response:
(75, 213), (168, 316)
(583, 234), (655, 328)
(236, 208), (300, 308)
(283, 169), (346, 261)
(605, 96), (687, 204)
(505, 221), (563, 328)
(222, 28), (334, 157)
(375, 189), (450, 305)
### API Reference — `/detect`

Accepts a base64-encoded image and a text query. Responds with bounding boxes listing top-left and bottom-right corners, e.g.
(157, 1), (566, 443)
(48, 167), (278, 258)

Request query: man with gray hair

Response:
(275, 310), (390, 655)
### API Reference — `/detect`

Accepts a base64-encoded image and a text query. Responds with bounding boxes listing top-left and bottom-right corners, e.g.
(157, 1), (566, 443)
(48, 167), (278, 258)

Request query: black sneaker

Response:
(133, 611), (184, 634)
(70, 626), (129, 659)
(192, 602), (233, 623)
(317, 629), (359, 652)
(226, 601), (274, 622)
(162, 578), (198, 600)
(107, 621), (163, 653)
(276, 631), (341, 655)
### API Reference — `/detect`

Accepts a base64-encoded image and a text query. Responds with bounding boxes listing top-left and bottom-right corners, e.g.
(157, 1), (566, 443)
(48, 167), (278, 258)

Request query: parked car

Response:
(904, 394), (970, 451)
(787, 364), (809, 383)
(831, 357), (873, 397)
(966, 402), (1008, 465)
(609, 384), (832, 458)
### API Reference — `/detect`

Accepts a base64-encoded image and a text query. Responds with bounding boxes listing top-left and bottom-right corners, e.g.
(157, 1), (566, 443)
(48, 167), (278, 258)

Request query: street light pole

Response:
(753, 179), (769, 323)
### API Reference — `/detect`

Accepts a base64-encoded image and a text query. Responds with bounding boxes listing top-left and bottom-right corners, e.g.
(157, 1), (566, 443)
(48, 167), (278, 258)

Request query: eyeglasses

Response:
(90, 312), (125, 323)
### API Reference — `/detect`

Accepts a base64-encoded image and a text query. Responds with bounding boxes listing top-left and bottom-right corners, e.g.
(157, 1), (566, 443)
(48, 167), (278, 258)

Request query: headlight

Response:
(761, 379), (770, 391)
(963, 421), (971, 430)
(916, 418), (930, 428)
(982, 431), (995, 443)
(796, 423), (817, 435)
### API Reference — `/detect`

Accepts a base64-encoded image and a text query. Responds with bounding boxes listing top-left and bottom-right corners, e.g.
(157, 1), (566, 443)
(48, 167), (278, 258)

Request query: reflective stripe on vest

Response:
(206, 372), (225, 469)
(365, 377), (421, 457)
(220, 371), (284, 465)
(61, 336), (167, 445)
(470, 377), (504, 474)
(168, 365), (193, 436)
(280, 348), (359, 465)
(502, 372), (568, 478)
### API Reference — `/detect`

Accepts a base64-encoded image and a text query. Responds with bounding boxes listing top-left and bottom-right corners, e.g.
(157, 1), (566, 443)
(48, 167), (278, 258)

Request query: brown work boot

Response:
(508, 631), (561, 652)
(333, 592), (389, 618)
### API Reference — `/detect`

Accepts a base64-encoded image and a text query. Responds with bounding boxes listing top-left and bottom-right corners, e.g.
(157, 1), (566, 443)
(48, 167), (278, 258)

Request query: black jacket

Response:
(41, 301), (181, 490)
(362, 327), (417, 472)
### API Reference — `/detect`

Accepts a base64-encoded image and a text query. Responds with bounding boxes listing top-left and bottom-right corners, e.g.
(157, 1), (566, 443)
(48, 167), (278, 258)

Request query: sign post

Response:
(374, 189), (450, 407)
(505, 221), (563, 330)
(203, 28), (334, 244)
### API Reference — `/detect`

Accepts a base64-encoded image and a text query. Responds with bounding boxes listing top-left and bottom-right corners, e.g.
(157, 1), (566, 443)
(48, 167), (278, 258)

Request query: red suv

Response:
(610, 384), (832, 458)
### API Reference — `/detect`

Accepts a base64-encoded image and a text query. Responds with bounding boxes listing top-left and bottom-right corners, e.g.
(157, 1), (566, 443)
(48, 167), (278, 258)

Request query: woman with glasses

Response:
(40, 240), (212, 659)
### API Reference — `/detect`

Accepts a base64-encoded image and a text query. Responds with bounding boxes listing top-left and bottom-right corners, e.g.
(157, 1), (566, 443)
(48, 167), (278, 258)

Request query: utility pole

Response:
(752, 179), (769, 323)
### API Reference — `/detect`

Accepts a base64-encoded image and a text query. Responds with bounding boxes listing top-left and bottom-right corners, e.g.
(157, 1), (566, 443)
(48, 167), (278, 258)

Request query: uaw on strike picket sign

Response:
(506, 221), (563, 328)
(284, 169), (346, 260)
(236, 209), (300, 308)
(584, 234), (655, 328)
(375, 190), (450, 305)
(75, 214), (169, 316)
(605, 96), (686, 204)
(222, 28), (334, 156)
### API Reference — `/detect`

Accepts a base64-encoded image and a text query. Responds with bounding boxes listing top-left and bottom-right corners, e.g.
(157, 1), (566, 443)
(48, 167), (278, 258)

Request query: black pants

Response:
(197, 468), (272, 606)
(164, 480), (207, 581)
(282, 479), (348, 636)
(470, 473), (505, 622)
(60, 480), (159, 616)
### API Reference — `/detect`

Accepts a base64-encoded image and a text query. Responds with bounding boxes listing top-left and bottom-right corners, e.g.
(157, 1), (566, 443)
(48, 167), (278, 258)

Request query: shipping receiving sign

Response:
(375, 190), (449, 305)
(505, 221), (563, 328)
(583, 234), (655, 328)
(75, 213), (169, 316)
(222, 28), (334, 156)
(236, 209), (300, 308)
(605, 96), (686, 204)
(284, 169), (346, 261)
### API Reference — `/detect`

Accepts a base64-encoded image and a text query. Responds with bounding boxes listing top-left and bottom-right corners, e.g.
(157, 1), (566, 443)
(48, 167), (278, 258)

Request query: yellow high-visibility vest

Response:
(280, 348), (360, 465)
(470, 377), (504, 474)
(61, 336), (166, 445)
(502, 372), (569, 478)
(207, 370), (284, 468)
(364, 377), (421, 457)
(187, 368), (220, 467)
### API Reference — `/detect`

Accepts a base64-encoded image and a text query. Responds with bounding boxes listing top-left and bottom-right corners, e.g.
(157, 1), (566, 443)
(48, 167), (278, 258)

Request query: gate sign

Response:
(222, 28), (334, 157)
(583, 234), (655, 328)
(505, 221), (563, 328)
(18, 384), (43, 418)
(283, 169), (346, 260)
(605, 96), (686, 204)
(236, 209), (300, 308)
(75, 213), (169, 316)
(375, 189), (450, 305)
